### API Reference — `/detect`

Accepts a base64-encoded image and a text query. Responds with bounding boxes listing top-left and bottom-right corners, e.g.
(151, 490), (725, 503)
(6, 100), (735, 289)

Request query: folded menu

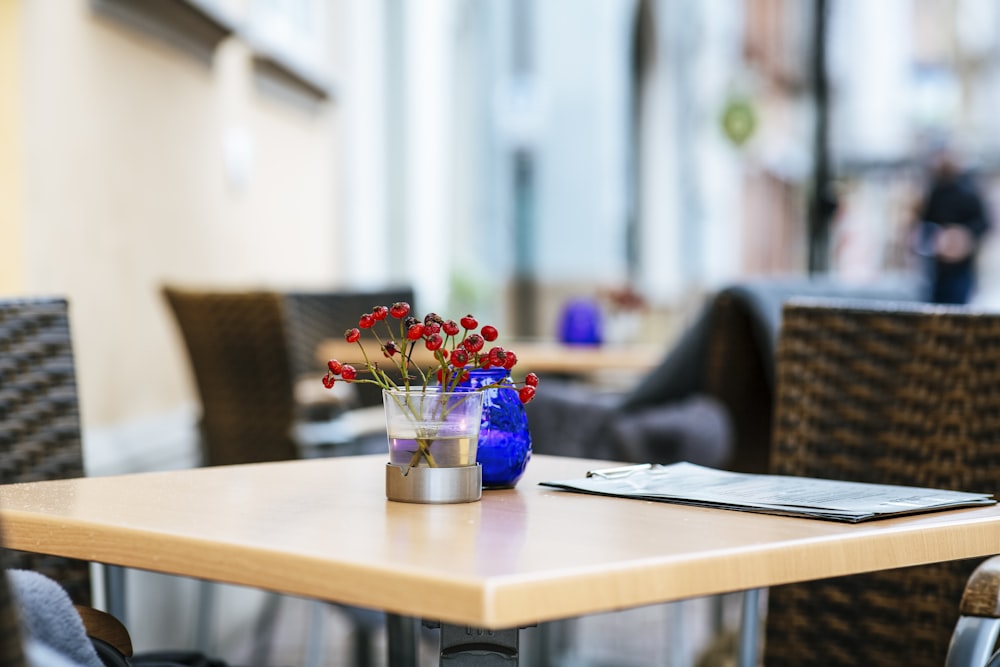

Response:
(540, 462), (996, 522)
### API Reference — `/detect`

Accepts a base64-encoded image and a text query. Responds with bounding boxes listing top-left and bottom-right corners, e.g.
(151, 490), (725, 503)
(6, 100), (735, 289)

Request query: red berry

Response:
(451, 349), (469, 367)
(442, 320), (460, 336)
(407, 323), (425, 340)
(359, 313), (375, 329)
(438, 348), (450, 362)
(518, 386), (536, 403)
(371, 305), (389, 320)
(463, 333), (484, 353)
(390, 302), (410, 318)
(383, 341), (399, 357)
(436, 368), (446, 383)
(524, 372), (539, 387)
(503, 350), (518, 370)
(345, 328), (361, 343)
(488, 346), (506, 366)
(481, 325), (498, 342)
(424, 312), (444, 326)
(327, 359), (343, 374)
(479, 357), (493, 369)
(460, 369), (470, 383)
(341, 365), (357, 381)
(322, 374), (335, 389)
(425, 333), (443, 351)
(424, 321), (441, 335)
(460, 314), (478, 330)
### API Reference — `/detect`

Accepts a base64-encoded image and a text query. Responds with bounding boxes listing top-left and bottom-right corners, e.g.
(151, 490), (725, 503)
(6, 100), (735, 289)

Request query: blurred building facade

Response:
(11, 0), (1000, 442)
(345, 0), (820, 340)
(6, 0), (1000, 469)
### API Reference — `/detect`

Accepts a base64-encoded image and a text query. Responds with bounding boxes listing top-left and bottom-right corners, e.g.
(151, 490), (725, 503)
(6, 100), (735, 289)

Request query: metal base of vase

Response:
(385, 463), (482, 504)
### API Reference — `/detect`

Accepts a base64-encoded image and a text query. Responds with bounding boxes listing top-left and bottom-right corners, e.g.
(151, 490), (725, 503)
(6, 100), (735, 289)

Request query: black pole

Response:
(808, 0), (833, 274)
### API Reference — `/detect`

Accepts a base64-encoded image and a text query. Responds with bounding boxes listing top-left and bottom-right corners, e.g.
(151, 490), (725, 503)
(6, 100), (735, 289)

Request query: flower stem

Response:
(408, 438), (439, 468)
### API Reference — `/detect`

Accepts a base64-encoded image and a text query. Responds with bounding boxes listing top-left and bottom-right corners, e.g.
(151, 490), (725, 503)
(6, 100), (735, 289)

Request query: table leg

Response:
(387, 613), (419, 667)
(738, 588), (761, 667)
(439, 624), (519, 665)
(102, 564), (127, 623)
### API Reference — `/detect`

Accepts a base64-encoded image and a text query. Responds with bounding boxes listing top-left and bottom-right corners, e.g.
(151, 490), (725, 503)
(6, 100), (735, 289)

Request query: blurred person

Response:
(913, 149), (992, 304)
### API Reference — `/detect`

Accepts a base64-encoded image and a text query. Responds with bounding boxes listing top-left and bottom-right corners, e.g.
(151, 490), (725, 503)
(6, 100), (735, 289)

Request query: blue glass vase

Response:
(463, 367), (532, 489)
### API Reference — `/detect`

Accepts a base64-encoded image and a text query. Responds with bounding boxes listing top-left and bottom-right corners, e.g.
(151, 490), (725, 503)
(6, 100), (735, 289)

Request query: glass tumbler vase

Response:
(382, 388), (485, 504)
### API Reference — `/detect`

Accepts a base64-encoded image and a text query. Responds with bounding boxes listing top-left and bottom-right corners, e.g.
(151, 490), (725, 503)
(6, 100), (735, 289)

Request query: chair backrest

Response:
(282, 287), (415, 408)
(0, 298), (92, 607)
(764, 298), (1000, 667)
(162, 286), (299, 466)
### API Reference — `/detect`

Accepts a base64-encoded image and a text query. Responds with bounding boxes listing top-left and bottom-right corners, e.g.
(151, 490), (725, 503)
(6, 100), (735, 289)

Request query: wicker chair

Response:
(763, 298), (1000, 667)
(0, 298), (92, 606)
(283, 287), (414, 413)
(0, 297), (135, 664)
(162, 285), (385, 665)
(162, 287), (300, 466)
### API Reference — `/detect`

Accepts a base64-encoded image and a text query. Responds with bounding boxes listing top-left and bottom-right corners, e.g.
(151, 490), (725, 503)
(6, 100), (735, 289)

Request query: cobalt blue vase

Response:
(463, 367), (532, 489)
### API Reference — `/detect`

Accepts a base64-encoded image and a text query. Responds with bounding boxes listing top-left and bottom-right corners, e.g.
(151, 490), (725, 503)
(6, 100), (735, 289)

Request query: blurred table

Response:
(1, 454), (1000, 665)
(316, 338), (663, 378)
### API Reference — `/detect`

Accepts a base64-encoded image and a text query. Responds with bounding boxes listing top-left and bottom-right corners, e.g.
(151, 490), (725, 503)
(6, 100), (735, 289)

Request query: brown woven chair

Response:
(162, 285), (386, 665)
(763, 298), (1000, 667)
(0, 298), (92, 606)
(162, 287), (300, 466)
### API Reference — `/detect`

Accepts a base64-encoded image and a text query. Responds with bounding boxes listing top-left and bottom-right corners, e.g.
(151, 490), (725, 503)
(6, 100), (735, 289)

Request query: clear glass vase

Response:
(382, 387), (485, 504)
(382, 388), (484, 469)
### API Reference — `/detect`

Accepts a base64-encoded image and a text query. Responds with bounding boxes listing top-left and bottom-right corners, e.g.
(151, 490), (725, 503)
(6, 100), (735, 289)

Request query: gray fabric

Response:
(7, 571), (102, 667)
(606, 395), (732, 467)
(526, 380), (626, 459)
(527, 383), (733, 466)
(24, 640), (93, 667)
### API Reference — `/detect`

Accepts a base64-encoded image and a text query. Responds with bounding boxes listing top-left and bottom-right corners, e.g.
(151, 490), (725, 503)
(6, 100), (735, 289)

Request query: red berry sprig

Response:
(321, 303), (538, 404)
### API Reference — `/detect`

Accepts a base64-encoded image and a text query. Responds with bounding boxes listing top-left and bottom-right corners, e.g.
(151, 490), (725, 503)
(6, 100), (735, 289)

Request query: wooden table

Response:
(316, 339), (663, 377)
(2, 454), (999, 664)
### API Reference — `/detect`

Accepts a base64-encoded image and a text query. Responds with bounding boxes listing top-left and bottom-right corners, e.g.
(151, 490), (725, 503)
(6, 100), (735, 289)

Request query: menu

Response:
(540, 462), (996, 523)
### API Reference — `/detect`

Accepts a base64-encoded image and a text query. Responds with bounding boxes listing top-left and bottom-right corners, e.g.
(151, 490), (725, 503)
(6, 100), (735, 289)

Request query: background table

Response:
(1, 455), (999, 661)
(316, 339), (663, 378)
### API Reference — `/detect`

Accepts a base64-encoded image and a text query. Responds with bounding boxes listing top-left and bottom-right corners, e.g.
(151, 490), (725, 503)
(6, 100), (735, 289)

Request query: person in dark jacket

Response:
(915, 150), (992, 304)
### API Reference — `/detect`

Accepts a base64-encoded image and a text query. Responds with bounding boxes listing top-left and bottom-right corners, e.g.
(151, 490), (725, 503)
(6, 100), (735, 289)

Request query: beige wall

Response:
(0, 0), (23, 293)
(9, 0), (343, 429)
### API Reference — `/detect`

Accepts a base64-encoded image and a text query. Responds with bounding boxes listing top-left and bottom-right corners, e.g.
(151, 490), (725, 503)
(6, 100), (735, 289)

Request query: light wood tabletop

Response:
(1, 454), (999, 630)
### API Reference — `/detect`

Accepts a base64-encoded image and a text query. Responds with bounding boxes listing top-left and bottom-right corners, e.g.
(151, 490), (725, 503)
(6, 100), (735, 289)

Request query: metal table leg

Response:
(387, 613), (419, 667)
(102, 564), (127, 623)
(738, 588), (762, 667)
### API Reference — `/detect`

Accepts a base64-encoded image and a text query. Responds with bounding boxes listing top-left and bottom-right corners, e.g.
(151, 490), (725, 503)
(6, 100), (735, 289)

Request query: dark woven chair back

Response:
(163, 287), (299, 466)
(0, 297), (91, 607)
(283, 287), (414, 409)
(764, 298), (1000, 667)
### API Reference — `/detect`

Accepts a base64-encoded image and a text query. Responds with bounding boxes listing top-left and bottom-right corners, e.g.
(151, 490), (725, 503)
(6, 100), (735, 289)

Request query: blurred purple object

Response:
(558, 298), (602, 345)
